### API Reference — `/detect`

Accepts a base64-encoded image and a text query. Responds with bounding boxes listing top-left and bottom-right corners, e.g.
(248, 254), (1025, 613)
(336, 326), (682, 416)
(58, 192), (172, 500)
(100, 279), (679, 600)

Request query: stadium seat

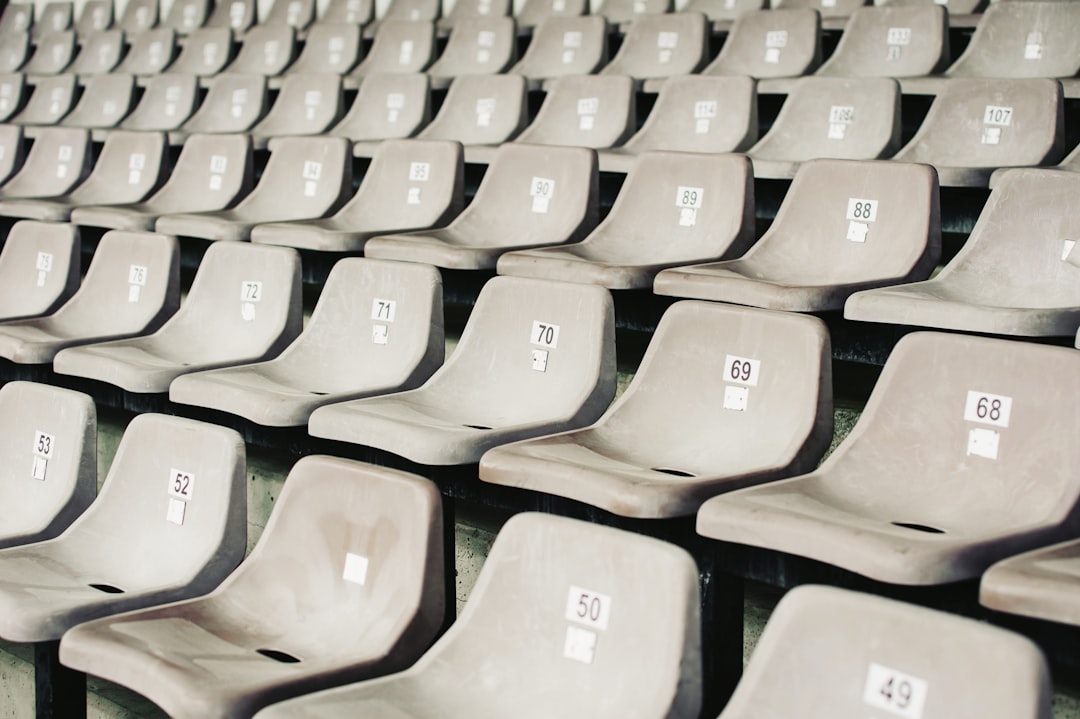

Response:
(720, 585), (1052, 719)
(514, 0), (588, 31)
(598, 0), (672, 26)
(117, 0), (159, 34)
(0, 413), (245, 644)
(697, 331), (1080, 586)
(74, 0), (113, 35)
(426, 17), (517, 90)
(249, 73), (343, 149)
(172, 73), (269, 142)
(53, 243), (302, 394)
(772, 0), (867, 21)
(223, 24), (296, 77)
(0, 230), (180, 365)
(278, 22), (361, 83)
(9, 73), (76, 125)
(67, 29), (124, 76)
(205, 0), (256, 34)
(56, 72), (134, 131)
(0, 129), (165, 221)
(345, 21), (434, 89)
(0, 33), (30, 74)
(597, 75), (757, 173)
(309, 276), (615, 465)
(33, 2), (74, 40)
(0, 73), (25, 121)
(320, 0), (374, 26)
(113, 27), (177, 76)
(263, 0), (316, 31)
(22, 30), (76, 75)
(254, 512), (701, 719)
(815, 4), (948, 78)
(600, 12), (708, 88)
(415, 73), (527, 147)
(71, 133), (254, 232)
(703, 8), (821, 79)
(439, 0), (511, 31)
(160, 0), (210, 35)
(252, 138), (463, 252)
(480, 300), (831, 518)
(983, 539), (1080, 629)
(364, 143), (597, 270)
(61, 455), (445, 719)
(156, 136), (351, 242)
(0, 221), (80, 321)
(681, 0), (764, 26)
(331, 73), (430, 150)
(507, 15), (608, 89)
(654, 159), (940, 311)
(890, 78), (1064, 187)
(745, 76), (901, 179)
(498, 152), (754, 289)
(0, 381), (96, 550)
(119, 73), (199, 132)
(0, 122), (24, 181)
(0, 4), (33, 35)
(170, 259), (444, 426)
(845, 168), (1080, 337)
(0, 126), (91, 201)
(164, 27), (234, 77)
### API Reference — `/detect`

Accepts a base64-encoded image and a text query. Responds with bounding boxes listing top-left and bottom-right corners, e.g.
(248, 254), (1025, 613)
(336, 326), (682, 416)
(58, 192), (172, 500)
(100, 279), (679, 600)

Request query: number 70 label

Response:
(531, 320), (560, 349)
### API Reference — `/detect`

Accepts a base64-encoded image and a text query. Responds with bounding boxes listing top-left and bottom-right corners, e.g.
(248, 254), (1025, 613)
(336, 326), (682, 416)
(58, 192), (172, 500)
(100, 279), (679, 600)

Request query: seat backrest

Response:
(24, 30), (76, 75)
(120, 73), (199, 131)
(946, 1), (1080, 79)
(115, 27), (177, 74)
(883, 0), (984, 11)
(287, 22), (361, 76)
(68, 28), (124, 75)
(509, 15), (608, 81)
(65, 129), (167, 205)
(0, 32), (30, 73)
(229, 135), (351, 220)
(598, 0), (672, 25)
(516, 74), (635, 150)
(0, 381), (96, 550)
(748, 77), (900, 163)
(180, 73), (268, 134)
(739, 158), (940, 285)
(418, 73), (527, 145)
(720, 585), (1052, 719)
(226, 24), (296, 75)
(444, 0), (512, 25)
(57, 413), (246, 593)
(816, 4), (948, 77)
(380, 0), (441, 23)
(0, 73), (27, 121)
(351, 19), (434, 76)
(620, 75), (758, 154)
(772, 0), (867, 19)
(263, 0), (316, 29)
(331, 72), (430, 142)
(118, 0), (159, 33)
(0, 126), (91, 198)
(0, 220), (80, 320)
(601, 11), (707, 79)
(136, 133), (253, 215)
(428, 17), (517, 79)
(0, 4), (33, 35)
(10, 72), (76, 125)
(34, 1), (74, 38)
(0, 122), (24, 182)
(515, 0), (588, 29)
(251, 72), (343, 139)
(681, 0), (764, 22)
(60, 72), (134, 128)
(416, 512), (701, 717)
(166, 27), (233, 75)
(321, 0), (374, 25)
(161, 0), (210, 34)
(76, 0), (114, 35)
(892, 78), (1064, 171)
(205, 0), (256, 33)
(44, 229), (180, 337)
(706, 8), (821, 78)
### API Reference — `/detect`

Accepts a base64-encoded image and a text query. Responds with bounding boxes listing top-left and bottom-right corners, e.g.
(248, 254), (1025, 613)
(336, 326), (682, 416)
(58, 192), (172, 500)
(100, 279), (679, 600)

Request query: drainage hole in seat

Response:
(891, 522), (945, 534)
(257, 648), (301, 663)
(89, 583), (124, 594)
(652, 467), (696, 478)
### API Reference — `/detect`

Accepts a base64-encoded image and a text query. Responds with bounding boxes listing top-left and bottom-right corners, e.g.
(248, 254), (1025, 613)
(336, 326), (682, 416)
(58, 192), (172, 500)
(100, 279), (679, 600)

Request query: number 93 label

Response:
(565, 585), (611, 631)
(863, 662), (928, 719)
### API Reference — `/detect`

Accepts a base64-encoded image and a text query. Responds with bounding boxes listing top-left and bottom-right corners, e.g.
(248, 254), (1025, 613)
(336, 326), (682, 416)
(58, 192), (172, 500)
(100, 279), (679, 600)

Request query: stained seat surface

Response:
(330, 73), (431, 149)
(0, 220), (80, 321)
(254, 512), (701, 719)
(170, 259), (443, 426)
(696, 331), (1080, 586)
(172, 73), (269, 143)
(345, 20), (435, 83)
(480, 301), (832, 518)
(654, 159), (940, 312)
(60, 455), (445, 719)
(308, 276), (616, 465)
(9, 73), (76, 126)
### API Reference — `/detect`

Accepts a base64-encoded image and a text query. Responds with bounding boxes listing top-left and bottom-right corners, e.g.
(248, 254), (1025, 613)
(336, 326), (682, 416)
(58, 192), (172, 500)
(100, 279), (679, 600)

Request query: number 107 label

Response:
(863, 662), (928, 719)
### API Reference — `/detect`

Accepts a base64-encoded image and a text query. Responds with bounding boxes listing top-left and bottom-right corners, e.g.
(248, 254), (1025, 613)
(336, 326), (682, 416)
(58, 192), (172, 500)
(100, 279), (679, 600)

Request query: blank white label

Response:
(406, 186), (420, 204)
(674, 186), (704, 210)
(372, 324), (388, 344)
(847, 221), (869, 243)
(34, 430), (54, 459)
(386, 92), (405, 110)
(36, 270), (46, 287)
(128, 265), (148, 285)
(563, 30), (582, 48)
(531, 320), (560, 348)
(694, 100), (718, 119)
(565, 585), (612, 630)
(828, 122), (847, 140)
(764, 47), (780, 64)
(723, 354), (760, 386)
(983, 106), (1012, 127)
(723, 385), (748, 412)
(531, 349), (548, 372)
(476, 97), (496, 116)
(981, 127), (1001, 145)
(765, 30), (788, 48)
(32, 456), (47, 481)
(36, 252), (53, 272)
(846, 198), (878, 222)
(371, 298), (396, 322)
(168, 468), (195, 501)
(577, 97), (599, 115)
(166, 497), (186, 525)
(829, 105), (855, 125)
(887, 27), (911, 45)
(1062, 239), (1075, 261)
(128, 285), (141, 303)
(967, 427), (1000, 460)
(399, 40), (414, 63)
(564, 625), (597, 664)
(409, 162), (430, 181)
(863, 663), (928, 719)
(241, 280), (262, 302)
(963, 390), (1012, 428)
(342, 552), (369, 585)
(657, 31), (678, 49)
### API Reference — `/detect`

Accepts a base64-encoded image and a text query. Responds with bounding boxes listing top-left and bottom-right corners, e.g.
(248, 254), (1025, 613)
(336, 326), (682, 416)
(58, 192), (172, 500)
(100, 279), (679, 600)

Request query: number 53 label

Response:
(863, 662), (928, 719)
(565, 585), (611, 630)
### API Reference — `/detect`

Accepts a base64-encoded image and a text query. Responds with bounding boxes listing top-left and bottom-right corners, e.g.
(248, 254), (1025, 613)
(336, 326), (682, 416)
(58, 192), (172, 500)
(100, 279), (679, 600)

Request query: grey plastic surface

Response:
(347, 20), (434, 83)
(365, 143), (597, 270)
(600, 12), (708, 82)
(509, 74), (636, 152)
(75, 0), (113, 35)
(982, 538), (1080, 628)
(320, 0), (374, 26)
(170, 259), (444, 426)
(440, 0), (511, 30)
(772, 0), (867, 18)
(704, 8), (821, 78)
(426, 17), (518, 90)
(117, 0), (159, 33)
(0, 4), (33, 35)
(416, 73), (527, 146)
(33, 1), (73, 38)
(0, 33), (30, 73)
(946, 1), (1080, 80)
(114, 28), (177, 75)
(223, 24), (296, 76)
(508, 15), (608, 88)
(161, 0), (210, 34)
(165, 27), (233, 76)
(68, 29), (124, 76)
(515, 0), (588, 29)
(22, 30), (75, 75)
(599, 0), (672, 24)
(698, 331), (1080, 585)
(10, 73), (76, 125)
(250, 73), (343, 149)
(174, 73), (269, 141)
(816, 5), (948, 77)
(256, 512), (701, 719)
(0, 413), (245, 643)
(58, 72), (134, 129)
(282, 23), (361, 78)
(481, 301), (832, 518)
(499, 152), (754, 289)
(331, 73), (431, 146)
(682, 0), (764, 23)
(654, 159), (940, 311)
(263, 0), (316, 29)
(205, 0), (255, 33)
(0, 126), (91, 200)
(0, 221), (80, 321)
(374, 0), (441, 27)
(120, 73), (199, 132)
(0, 122), (24, 183)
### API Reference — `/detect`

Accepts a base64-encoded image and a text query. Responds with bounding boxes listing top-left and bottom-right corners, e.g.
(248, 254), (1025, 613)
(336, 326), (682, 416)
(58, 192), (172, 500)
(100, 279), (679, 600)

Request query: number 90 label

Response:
(565, 585), (611, 631)
(863, 662), (928, 719)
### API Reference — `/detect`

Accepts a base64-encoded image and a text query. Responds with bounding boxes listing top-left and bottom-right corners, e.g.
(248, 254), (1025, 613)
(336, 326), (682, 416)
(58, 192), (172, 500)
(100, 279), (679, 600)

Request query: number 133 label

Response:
(863, 662), (928, 719)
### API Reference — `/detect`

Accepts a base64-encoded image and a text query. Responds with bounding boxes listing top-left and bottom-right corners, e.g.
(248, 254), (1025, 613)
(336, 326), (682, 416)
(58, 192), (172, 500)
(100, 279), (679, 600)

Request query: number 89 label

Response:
(863, 662), (928, 719)
(963, 390), (1012, 428)
(675, 186), (704, 210)
(565, 585), (611, 631)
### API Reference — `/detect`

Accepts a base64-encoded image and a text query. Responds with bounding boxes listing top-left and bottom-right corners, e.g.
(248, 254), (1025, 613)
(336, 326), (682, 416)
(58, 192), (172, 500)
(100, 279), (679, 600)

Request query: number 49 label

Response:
(963, 390), (1012, 428)
(565, 585), (611, 630)
(863, 662), (928, 719)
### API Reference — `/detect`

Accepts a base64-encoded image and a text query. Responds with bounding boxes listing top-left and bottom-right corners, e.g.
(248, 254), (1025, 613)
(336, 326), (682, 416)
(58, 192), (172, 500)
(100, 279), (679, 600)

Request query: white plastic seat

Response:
(515, 0), (588, 30)
(330, 73), (430, 149)
(425, 17), (517, 90)
(170, 259), (445, 426)
(439, 0), (511, 32)
(0, 32), (30, 74)
(703, 8), (821, 79)
(279, 22), (361, 81)
(0, 220), (80, 321)
(507, 15), (608, 90)
(599, 0), (672, 25)
(365, 0), (441, 39)
(75, 0), (113, 35)
(416, 74), (527, 147)
(0, 73), (24, 122)
(772, 0), (866, 21)
(815, 5), (948, 79)
(320, 0), (374, 26)
(54, 242), (303, 394)
(0, 122), (25, 183)
(57, 72), (135, 130)
(117, 0), (159, 34)
(173, 73), (269, 142)
(34, 1), (73, 38)
(67, 29), (124, 76)
(0, 4), (33, 35)
(164, 27), (234, 77)
(205, 0), (256, 34)
(114, 28), (177, 76)
(249, 73), (343, 150)
(22, 31), (76, 75)
(161, 0), (211, 35)
(223, 25), (296, 77)
(263, 0), (316, 31)
(982, 537), (1080, 630)
(9, 73), (76, 126)
(0, 126), (91, 201)
(345, 20), (435, 84)
(119, 73), (199, 132)
(681, 0), (763, 25)
(600, 12), (708, 88)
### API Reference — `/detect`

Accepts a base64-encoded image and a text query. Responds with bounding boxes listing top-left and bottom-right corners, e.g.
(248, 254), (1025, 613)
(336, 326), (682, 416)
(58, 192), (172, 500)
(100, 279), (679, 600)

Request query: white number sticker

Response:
(765, 30), (788, 48)
(963, 390), (1012, 428)
(657, 31), (678, 49)
(530, 176), (555, 213)
(983, 106), (1013, 127)
(34, 430), (54, 458)
(886, 27), (911, 46)
(694, 100), (717, 119)
(531, 320), (560, 349)
(128, 264), (148, 286)
(371, 298), (396, 322)
(564, 625), (597, 664)
(723, 354), (760, 387)
(241, 280), (262, 302)
(1063, 239), (1076, 261)
(967, 427), (1000, 460)
(846, 198), (878, 222)
(563, 30), (582, 48)
(168, 468), (195, 501)
(863, 662), (928, 719)
(565, 585), (612, 630)
(675, 186), (703, 210)
(408, 162), (430, 181)
(829, 105), (855, 125)
(342, 552), (369, 585)
(577, 97), (599, 116)
(36, 252), (53, 272)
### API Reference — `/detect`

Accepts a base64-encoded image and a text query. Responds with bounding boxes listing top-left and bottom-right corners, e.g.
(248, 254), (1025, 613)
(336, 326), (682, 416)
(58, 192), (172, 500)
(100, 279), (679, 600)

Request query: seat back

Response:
(10, 72), (76, 125)
(706, 8), (821, 78)
(263, 0), (316, 29)
(120, 73), (199, 131)
(60, 72), (134, 128)
(76, 0), (114, 35)
(720, 585), (1052, 719)
(286, 23), (361, 76)
(443, 0), (512, 26)
(134, 133), (253, 215)
(515, 0), (588, 30)
(892, 78), (1064, 171)
(601, 12), (707, 79)
(418, 513), (700, 717)
(179, 73), (268, 134)
(0, 74), (27, 121)
(0, 123), (24, 182)
(161, 0), (210, 34)
(166, 27), (233, 75)
(350, 20), (434, 77)
(622, 75), (758, 154)
(65, 129), (167, 205)
(331, 72), (430, 142)
(226, 24), (295, 75)
(115, 27), (177, 75)
(117, 0), (159, 34)
(321, 0), (374, 25)
(0, 32), (30, 73)
(516, 74), (635, 149)
(418, 73), (526, 145)
(509, 15), (608, 82)
(598, 0), (672, 25)
(34, 2), (74, 38)
(251, 73), (344, 141)
(749, 77), (900, 163)
(817, 5), (948, 77)
(68, 29), (124, 75)
(24, 30), (76, 75)
(0, 4), (33, 35)
(380, 0), (441, 23)
(205, 0), (256, 33)
(772, 0), (867, 19)
(681, 0), (764, 22)
(0, 220), (80, 320)
(428, 17), (517, 80)
(0, 126), (91, 198)
(0, 381), (96, 550)
(947, 1), (1080, 80)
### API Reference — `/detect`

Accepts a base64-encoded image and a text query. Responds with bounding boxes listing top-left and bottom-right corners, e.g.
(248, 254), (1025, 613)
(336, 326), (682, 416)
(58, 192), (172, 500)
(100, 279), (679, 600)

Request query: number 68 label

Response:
(963, 390), (1012, 428)
(565, 585), (611, 630)
(863, 662), (928, 719)
(168, 468), (195, 501)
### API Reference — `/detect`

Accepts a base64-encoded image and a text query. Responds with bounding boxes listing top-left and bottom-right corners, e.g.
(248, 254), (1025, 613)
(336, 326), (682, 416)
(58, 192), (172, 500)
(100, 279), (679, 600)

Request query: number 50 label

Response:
(863, 662), (928, 719)
(565, 585), (611, 630)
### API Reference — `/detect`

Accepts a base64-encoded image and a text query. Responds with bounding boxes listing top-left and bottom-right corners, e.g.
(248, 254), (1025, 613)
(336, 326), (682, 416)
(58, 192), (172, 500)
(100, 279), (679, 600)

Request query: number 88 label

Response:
(846, 198), (878, 222)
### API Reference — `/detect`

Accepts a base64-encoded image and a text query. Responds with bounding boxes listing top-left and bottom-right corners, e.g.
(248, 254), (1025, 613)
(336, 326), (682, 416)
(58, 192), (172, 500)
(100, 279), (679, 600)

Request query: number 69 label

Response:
(168, 468), (195, 501)
(723, 354), (760, 387)
(565, 585), (611, 630)
(863, 662), (928, 719)
(963, 390), (1012, 428)
(531, 320), (560, 349)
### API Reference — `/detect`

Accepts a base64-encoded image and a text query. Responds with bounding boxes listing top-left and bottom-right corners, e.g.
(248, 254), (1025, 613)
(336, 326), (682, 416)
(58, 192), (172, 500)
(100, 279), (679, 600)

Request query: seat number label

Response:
(862, 662), (928, 719)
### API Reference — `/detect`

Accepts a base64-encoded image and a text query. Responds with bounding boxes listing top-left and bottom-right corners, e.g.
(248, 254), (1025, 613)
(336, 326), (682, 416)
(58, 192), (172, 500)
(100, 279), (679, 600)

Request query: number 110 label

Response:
(863, 662), (928, 719)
